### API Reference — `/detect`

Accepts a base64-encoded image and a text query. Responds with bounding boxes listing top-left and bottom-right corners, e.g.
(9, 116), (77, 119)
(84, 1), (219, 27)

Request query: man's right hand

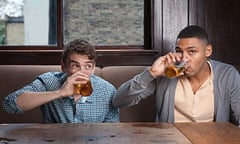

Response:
(149, 52), (182, 78)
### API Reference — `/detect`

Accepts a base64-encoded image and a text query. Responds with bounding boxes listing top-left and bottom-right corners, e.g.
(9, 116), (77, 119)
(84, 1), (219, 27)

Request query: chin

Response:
(183, 70), (192, 77)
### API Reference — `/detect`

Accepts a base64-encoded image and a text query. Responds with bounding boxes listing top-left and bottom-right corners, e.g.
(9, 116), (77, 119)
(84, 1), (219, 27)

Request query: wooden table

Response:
(1, 122), (239, 144)
(174, 122), (240, 144)
(0, 122), (190, 144)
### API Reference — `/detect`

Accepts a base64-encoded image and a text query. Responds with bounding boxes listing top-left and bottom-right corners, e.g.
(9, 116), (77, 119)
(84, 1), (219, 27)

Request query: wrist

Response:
(55, 89), (66, 99)
(149, 67), (157, 78)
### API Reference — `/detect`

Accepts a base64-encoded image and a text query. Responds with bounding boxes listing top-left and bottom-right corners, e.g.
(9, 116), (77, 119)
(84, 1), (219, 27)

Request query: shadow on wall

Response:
(235, 65), (240, 72)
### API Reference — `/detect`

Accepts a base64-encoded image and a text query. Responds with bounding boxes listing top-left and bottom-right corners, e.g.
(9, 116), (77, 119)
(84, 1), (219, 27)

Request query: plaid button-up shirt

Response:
(3, 72), (119, 123)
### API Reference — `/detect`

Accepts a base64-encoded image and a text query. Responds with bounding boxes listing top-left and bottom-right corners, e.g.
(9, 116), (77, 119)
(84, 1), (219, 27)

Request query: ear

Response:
(205, 44), (212, 57)
(60, 60), (66, 72)
(91, 64), (96, 75)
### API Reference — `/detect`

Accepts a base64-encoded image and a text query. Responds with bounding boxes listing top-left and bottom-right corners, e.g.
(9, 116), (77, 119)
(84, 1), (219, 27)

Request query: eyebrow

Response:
(175, 46), (197, 51)
(69, 60), (95, 64)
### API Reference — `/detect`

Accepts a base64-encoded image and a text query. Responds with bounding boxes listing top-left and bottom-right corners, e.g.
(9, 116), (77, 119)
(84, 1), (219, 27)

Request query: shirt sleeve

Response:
(112, 69), (156, 108)
(228, 67), (240, 125)
(3, 77), (47, 114)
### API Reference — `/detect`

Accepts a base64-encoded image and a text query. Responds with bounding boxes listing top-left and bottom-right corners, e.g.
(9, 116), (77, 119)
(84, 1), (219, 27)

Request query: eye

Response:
(84, 64), (93, 70)
(175, 48), (183, 54)
(176, 51), (183, 54)
(188, 50), (197, 55)
(70, 63), (80, 68)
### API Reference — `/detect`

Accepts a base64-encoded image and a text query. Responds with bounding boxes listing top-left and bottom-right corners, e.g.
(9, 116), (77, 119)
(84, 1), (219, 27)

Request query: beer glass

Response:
(74, 81), (93, 96)
(165, 61), (186, 78)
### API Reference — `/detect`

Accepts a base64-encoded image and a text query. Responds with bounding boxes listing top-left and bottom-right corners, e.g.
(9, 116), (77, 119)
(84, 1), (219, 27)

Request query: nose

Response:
(72, 67), (82, 73)
(182, 53), (189, 63)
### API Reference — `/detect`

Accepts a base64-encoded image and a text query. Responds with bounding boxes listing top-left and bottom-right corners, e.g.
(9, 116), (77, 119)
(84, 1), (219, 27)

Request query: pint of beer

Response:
(165, 61), (186, 78)
(74, 81), (93, 96)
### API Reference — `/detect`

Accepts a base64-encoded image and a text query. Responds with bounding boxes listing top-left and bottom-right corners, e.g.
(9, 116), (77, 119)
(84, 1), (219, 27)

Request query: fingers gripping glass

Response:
(165, 61), (186, 78)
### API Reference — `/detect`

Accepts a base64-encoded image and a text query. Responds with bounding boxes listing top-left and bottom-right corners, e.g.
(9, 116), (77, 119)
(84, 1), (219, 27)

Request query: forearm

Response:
(112, 82), (135, 108)
(16, 90), (63, 111)
(113, 69), (155, 108)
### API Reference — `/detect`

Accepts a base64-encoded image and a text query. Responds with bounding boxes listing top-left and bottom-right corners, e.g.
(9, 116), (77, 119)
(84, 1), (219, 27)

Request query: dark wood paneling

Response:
(205, 0), (240, 65)
(189, 0), (205, 26)
(0, 51), (62, 65)
(153, 0), (162, 53)
(161, 0), (189, 55)
(96, 50), (157, 67)
(0, 50), (157, 66)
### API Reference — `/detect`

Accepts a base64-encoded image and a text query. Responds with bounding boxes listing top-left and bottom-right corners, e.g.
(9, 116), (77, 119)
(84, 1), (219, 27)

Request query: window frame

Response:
(0, 0), (159, 66)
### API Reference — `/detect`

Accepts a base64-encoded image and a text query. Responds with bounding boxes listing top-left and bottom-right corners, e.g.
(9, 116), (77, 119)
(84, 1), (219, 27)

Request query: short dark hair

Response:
(62, 39), (97, 65)
(177, 25), (209, 44)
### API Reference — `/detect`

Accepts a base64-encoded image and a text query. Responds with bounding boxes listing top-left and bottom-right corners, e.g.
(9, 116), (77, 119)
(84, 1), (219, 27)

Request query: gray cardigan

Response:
(112, 60), (240, 125)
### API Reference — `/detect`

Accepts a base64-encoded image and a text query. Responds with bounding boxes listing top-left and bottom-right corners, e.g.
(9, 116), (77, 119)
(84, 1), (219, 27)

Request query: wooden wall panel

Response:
(204, 0), (240, 65)
(189, 0), (205, 26)
(161, 0), (188, 55)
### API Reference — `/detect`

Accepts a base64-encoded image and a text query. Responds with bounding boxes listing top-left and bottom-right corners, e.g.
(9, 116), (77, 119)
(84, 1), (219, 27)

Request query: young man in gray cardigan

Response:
(113, 25), (240, 125)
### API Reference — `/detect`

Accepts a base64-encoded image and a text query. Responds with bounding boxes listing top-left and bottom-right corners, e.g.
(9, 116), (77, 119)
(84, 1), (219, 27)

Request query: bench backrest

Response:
(0, 65), (155, 123)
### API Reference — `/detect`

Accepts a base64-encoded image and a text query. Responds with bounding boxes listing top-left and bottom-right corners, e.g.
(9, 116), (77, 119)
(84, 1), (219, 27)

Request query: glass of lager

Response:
(165, 61), (186, 78)
(73, 81), (93, 96)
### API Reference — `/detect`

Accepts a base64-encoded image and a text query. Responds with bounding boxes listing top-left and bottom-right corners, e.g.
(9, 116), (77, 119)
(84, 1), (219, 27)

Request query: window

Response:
(0, 0), (57, 46)
(0, 0), (157, 66)
(63, 0), (144, 46)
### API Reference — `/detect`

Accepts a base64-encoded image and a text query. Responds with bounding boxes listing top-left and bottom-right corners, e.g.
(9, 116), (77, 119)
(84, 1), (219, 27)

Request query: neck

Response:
(187, 62), (211, 93)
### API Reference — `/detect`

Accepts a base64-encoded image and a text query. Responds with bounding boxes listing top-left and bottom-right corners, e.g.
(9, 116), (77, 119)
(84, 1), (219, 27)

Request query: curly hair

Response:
(62, 39), (97, 65)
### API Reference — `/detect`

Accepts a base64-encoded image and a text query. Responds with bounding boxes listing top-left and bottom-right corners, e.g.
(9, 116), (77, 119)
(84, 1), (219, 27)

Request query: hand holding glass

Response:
(165, 61), (186, 78)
